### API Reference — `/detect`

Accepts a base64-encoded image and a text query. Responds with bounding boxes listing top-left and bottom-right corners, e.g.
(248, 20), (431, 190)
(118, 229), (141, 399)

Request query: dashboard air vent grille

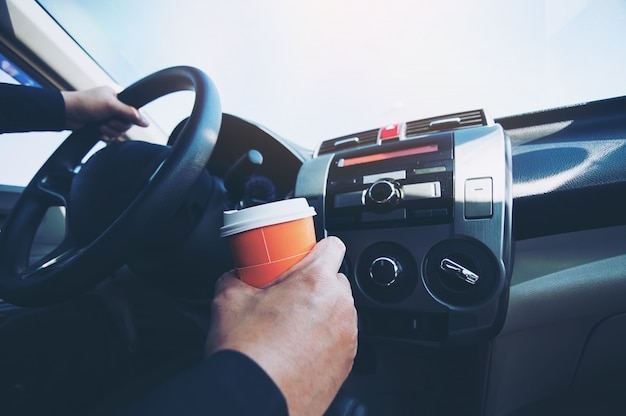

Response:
(405, 109), (489, 137)
(317, 128), (378, 155)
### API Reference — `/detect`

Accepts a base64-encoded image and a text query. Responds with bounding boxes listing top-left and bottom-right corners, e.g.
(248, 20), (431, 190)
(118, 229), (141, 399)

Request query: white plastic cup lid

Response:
(220, 198), (316, 237)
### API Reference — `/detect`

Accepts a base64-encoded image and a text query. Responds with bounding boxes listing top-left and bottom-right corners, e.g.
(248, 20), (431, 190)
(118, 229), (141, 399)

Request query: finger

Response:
(132, 108), (150, 127)
(111, 100), (149, 127)
(336, 272), (352, 289)
(285, 236), (346, 280)
(104, 118), (133, 134)
(213, 269), (262, 296)
(99, 126), (123, 142)
(213, 270), (241, 292)
(268, 237), (348, 288)
(308, 236), (346, 269)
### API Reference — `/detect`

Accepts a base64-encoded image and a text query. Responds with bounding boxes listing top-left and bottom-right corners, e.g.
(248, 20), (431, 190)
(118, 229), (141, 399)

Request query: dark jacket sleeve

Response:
(0, 83), (65, 133)
(116, 350), (289, 415)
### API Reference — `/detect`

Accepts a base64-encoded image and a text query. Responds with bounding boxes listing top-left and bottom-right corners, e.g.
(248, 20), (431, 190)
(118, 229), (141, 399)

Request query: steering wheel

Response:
(0, 66), (221, 307)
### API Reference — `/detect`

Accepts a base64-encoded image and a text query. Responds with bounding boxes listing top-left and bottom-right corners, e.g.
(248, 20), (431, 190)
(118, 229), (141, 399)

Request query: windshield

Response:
(37, 0), (626, 150)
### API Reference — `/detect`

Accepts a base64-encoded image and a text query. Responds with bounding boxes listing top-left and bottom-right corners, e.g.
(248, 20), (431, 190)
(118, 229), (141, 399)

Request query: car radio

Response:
(296, 111), (512, 344)
(324, 132), (454, 231)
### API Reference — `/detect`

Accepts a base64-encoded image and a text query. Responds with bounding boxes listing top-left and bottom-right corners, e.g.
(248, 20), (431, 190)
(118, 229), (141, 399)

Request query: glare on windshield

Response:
(38, 0), (626, 149)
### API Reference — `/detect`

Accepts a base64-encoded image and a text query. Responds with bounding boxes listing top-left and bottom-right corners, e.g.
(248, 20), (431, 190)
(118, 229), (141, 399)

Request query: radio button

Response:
(412, 208), (449, 219)
(362, 209), (406, 222)
(404, 181), (441, 200)
(334, 190), (365, 208)
(363, 170), (406, 184)
(329, 178), (358, 187)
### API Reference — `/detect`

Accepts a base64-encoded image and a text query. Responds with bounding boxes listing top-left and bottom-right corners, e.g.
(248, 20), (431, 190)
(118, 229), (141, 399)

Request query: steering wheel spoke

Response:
(37, 166), (77, 206)
(25, 242), (80, 276)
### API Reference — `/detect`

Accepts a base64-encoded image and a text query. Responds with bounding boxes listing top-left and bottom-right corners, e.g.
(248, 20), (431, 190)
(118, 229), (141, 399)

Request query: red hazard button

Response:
(379, 123), (401, 141)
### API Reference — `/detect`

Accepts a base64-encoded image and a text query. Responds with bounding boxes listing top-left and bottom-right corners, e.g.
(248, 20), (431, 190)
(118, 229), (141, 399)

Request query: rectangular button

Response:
(363, 170), (406, 184)
(465, 178), (493, 219)
(334, 191), (364, 208)
(412, 208), (449, 218)
(362, 209), (406, 222)
(403, 181), (441, 200)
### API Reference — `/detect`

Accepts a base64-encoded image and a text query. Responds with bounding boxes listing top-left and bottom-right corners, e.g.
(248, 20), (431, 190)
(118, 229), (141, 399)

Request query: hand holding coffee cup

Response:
(220, 198), (317, 288)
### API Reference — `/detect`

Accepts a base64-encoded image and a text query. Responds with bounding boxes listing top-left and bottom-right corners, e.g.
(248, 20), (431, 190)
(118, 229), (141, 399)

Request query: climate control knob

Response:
(369, 256), (402, 287)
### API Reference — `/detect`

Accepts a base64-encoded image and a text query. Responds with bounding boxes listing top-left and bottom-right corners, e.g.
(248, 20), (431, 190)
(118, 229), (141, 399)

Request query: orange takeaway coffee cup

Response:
(220, 198), (317, 288)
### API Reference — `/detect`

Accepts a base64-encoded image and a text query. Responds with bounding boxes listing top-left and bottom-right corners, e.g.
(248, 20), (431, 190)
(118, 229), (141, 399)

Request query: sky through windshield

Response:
(39, 0), (626, 149)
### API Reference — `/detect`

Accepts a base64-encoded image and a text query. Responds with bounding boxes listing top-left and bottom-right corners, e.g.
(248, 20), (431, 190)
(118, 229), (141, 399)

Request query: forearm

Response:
(0, 83), (65, 133)
(116, 350), (288, 415)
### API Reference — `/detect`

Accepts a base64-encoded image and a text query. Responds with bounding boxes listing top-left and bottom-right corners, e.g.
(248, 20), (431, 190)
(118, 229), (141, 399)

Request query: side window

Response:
(0, 52), (69, 187)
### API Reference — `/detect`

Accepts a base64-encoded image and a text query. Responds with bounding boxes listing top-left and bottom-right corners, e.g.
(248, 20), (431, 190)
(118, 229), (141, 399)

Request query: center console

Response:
(296, 110), (512, 344)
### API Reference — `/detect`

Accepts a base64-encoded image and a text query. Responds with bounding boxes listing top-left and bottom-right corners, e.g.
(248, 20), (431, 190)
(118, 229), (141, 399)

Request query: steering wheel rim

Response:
(0, 66), (221, 306)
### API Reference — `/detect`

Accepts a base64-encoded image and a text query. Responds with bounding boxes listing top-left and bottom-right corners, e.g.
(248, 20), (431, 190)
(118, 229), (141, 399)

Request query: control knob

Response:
(367, 179), (402, 205)
(369, 256), (403, 287)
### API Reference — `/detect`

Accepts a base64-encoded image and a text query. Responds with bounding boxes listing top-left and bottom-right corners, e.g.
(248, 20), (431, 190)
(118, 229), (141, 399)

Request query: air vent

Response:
(405, 109), (489, 137)
(317, 128), (378, 155)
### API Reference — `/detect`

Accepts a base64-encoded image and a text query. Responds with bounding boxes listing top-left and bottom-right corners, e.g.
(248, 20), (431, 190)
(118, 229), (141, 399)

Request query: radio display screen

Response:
(337, 144), (439, 167)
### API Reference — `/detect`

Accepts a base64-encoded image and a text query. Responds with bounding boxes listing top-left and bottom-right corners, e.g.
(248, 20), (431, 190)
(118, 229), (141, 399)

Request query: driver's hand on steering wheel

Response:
(61, 86), (149, 142)
(205, 236), (358, 416)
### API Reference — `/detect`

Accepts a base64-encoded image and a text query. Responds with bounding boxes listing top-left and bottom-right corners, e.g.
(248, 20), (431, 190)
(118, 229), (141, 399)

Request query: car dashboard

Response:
(210, 95), (626, 415)
(296, 109), (512, 346)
